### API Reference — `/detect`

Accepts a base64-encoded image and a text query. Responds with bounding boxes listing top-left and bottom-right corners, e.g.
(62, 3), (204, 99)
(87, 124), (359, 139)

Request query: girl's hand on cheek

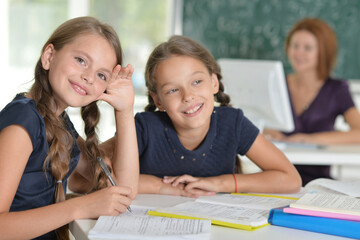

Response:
(98, 64), (135, 112)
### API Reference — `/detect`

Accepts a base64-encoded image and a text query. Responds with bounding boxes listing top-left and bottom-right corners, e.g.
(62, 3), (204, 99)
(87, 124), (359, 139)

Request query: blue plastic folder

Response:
(268, 208), (360, 239)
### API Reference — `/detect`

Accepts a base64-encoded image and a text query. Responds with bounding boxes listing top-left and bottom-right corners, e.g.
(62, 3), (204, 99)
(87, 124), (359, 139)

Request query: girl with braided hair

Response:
(135, 35), (301, 197)
(0, 16), (138, 239)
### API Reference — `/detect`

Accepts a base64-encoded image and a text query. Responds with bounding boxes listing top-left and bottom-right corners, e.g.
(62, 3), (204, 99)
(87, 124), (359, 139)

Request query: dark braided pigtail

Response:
(213, 72), (232, 107)
(144, 93), (157, 112)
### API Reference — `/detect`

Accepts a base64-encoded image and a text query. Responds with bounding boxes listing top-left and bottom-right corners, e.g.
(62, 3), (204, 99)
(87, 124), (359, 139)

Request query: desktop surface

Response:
(282, 144), (360, 165)
(70, 194), (351, 240)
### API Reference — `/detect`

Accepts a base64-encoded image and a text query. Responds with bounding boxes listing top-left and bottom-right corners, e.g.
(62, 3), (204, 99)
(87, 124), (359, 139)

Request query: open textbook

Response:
(148, 193), (298, 231)
(304, 178), (360, 197)
(289, 192), (360, 216)
(88, 206), (211, 239)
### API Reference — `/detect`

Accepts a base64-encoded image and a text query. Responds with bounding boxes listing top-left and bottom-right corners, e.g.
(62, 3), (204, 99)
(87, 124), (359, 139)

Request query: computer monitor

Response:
(218, 58), (295, 132)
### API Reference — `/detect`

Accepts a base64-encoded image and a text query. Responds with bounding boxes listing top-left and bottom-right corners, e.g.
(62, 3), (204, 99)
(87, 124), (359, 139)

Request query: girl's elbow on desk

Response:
(281, 168), (302, 193)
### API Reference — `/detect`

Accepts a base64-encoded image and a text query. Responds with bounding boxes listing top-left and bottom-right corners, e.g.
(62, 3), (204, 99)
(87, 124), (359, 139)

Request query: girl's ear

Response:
(150, 91), (165, 111)
(41, 44), (55, 70)
(211, 73), (220, 94)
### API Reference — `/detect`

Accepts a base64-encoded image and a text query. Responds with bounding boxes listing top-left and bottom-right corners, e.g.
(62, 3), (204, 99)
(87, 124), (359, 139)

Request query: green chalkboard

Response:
(182, 0), (360, 80)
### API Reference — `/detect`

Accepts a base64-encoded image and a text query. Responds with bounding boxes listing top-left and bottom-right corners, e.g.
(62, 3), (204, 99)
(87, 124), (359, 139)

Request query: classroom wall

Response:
(182, 0), (360, 80)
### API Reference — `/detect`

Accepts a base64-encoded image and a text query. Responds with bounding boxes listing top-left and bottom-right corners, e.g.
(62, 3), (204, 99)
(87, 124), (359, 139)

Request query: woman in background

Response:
(264, 18), (360, 185)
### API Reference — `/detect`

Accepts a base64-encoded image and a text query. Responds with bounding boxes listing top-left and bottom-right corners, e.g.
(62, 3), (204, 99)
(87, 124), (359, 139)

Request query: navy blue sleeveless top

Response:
(0, 94), (80, 239)
(136, 107), (259, 177)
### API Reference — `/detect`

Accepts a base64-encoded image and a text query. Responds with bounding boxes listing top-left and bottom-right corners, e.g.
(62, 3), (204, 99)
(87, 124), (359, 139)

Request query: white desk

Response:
(283, 145), (360, 165)
(70, 194), (351, 240)
(242, 145), (360, 179)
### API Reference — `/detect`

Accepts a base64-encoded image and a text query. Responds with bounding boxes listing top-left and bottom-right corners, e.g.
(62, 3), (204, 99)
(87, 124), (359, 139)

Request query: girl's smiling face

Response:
(151, 55), (219, 133)
(41, 33), (117, 115)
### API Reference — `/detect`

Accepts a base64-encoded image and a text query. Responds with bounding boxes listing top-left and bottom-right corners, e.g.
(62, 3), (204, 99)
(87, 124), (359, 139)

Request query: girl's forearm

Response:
(0, 199), (78, 240)
(234, 170), (301, 193)
(302, 130), (360, 145)
(112, 110), (139, 198)
(138, 174), (163, 194)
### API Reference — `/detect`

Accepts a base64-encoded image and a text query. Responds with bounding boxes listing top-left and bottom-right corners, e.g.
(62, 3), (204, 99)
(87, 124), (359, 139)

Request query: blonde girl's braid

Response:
(32, 55), (73, 240)
(80, 102), (108, 191)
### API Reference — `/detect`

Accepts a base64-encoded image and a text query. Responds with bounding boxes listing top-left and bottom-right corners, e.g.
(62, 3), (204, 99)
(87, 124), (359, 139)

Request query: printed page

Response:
(88, 214), (211, 239)
(154, 201), (269, 227)
(290, 192), (360, 215)
(305, 178), (360, 197)
(124, 205), (155, 216)
(196, 194), (297, 210)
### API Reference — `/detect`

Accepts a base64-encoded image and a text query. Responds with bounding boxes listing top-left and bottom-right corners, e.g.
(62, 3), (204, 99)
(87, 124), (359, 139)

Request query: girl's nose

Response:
(81, 70), (94, 84)
(183, 90), (195, 102)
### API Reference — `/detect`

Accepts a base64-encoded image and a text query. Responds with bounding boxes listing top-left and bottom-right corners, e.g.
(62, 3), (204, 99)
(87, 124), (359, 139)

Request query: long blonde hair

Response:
(29, 16), (122, 240)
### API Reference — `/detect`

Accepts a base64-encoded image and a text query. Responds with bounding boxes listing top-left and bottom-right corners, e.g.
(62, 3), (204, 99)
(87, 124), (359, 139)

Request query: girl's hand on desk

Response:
(263, 129), (287, 141)
(285, 133), (313, 143)
(72, 186), (132, 219)
(163, 175), (216, 196)
(158, 181), (198, 198)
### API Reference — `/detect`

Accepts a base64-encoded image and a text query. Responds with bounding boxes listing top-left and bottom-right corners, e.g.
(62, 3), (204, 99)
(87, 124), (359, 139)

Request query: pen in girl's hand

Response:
(97, 157), (132, 213)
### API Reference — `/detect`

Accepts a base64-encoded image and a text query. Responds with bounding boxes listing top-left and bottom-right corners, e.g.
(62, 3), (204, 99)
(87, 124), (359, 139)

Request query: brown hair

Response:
(29, 16), (122, 240)
(285, 18), (338, 80)
(144, 35), (231, 112)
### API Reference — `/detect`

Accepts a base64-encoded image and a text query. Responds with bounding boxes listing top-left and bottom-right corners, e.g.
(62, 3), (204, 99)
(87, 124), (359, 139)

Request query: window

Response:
(1, 0), (177, 141)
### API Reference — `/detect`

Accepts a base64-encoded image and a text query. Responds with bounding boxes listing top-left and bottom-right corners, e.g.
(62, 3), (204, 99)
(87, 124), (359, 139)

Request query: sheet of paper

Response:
(124, 205), (155, 216)
(88, 214), (211, 239)
(291, 192), (360, 215)
(305, 178), (360, 197)
(155, 201), (269, 226)
(196, 194), (297, 210)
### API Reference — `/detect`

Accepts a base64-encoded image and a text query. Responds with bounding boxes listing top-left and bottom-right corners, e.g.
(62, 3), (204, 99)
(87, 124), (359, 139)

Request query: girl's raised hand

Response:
(97, 64), (135, 112)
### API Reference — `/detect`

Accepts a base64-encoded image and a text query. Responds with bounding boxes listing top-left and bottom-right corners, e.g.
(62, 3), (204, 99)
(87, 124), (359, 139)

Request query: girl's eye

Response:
(97, 73), (106, 81)
(193, 80), (202, 85)
(305, 45), (313, 52)
(75, 57), (86, 65)
(167, 88), (178, 94)
(291, 43), (298, 49)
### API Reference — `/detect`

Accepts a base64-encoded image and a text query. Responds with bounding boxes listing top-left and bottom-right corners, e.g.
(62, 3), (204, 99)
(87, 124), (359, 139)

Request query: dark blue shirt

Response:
(0, 94), (80, 239)
(135, 107), (259, 177)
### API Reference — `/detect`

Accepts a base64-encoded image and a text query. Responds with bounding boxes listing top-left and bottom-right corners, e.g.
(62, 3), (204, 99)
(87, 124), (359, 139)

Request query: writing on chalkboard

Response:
(183, 0), (360, 79)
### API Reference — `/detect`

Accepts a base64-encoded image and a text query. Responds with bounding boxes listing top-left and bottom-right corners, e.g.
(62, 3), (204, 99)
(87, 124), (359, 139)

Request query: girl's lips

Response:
(70, 82), (88, 96)
(183, 103), (203, 116)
